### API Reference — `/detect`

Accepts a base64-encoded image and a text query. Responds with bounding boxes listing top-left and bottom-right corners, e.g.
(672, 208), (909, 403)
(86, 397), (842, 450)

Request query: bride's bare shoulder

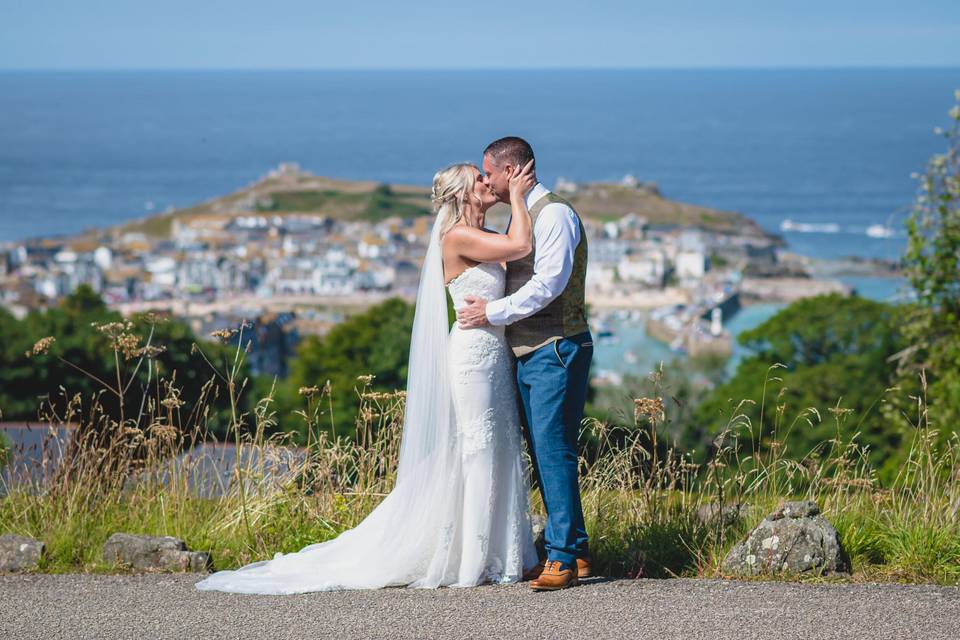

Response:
(444, 226), (501, 245)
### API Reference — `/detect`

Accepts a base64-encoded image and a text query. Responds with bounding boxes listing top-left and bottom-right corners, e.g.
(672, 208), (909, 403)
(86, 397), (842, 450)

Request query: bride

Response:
(195, 160), (540, 594)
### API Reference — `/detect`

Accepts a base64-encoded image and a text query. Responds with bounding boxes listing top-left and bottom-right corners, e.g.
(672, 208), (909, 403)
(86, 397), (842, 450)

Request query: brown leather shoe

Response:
(576, 556), (591, 579)
(522, 561), (545, 581)
(524, 557), (591, 581)
(530, 560), (578, 591)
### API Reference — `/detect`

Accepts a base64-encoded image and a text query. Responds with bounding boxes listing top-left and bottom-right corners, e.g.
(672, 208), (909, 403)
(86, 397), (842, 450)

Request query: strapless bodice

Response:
(446, 262), (506, 310)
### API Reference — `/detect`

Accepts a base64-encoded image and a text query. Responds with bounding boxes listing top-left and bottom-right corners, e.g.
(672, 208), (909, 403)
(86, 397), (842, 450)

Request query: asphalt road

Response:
(2, 573), (959, 640)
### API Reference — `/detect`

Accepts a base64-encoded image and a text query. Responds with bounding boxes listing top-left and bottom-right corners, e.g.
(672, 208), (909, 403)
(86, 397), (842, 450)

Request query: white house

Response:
(617, 250), (667, 287)
(145, 256), (178, 288)
(675, 250), (707, 280)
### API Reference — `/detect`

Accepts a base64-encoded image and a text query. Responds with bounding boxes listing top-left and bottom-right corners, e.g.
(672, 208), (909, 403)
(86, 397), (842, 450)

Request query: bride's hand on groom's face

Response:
(508, 159), (536, 200)
(457, 296), (489, 329)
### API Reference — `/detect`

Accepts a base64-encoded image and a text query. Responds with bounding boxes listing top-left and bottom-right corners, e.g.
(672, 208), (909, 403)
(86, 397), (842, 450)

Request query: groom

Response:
(457, 136), (593, 591)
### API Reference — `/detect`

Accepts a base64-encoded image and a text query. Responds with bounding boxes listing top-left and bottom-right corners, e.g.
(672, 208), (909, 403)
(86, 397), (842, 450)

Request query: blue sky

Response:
(2, 0), (958, 70)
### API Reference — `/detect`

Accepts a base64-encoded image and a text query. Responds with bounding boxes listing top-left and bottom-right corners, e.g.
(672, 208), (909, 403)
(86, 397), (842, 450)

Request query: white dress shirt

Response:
(486, 182), (581, 326)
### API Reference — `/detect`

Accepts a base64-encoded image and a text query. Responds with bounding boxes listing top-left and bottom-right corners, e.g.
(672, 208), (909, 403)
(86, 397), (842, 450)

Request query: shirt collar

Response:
(525, 182), (549, 209)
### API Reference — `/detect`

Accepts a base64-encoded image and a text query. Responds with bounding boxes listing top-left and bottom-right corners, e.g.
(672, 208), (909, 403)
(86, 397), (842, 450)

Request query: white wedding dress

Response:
(195, 220), (537, 595)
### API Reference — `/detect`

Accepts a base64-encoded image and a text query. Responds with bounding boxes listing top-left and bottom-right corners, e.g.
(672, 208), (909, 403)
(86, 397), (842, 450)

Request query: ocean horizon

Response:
(2, 67), (958, 260)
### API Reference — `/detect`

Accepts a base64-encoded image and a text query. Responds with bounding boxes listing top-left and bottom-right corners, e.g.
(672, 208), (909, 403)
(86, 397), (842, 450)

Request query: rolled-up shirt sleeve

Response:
(486, 203), (581, 326)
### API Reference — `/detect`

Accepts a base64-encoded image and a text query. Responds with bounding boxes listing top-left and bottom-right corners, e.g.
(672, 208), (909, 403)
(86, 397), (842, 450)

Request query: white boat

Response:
(865, 224), (895, 238)
(780, 219), (841, 233)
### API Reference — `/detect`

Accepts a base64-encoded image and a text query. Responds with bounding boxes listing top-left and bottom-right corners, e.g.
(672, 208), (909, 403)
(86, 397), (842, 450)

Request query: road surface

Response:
(2, 573), (958, 639)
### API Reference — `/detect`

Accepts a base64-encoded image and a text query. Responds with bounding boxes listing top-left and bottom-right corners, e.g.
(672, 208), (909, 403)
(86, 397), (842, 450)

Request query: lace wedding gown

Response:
(195, 247), (538, 594)
(444, 262), (537, 585)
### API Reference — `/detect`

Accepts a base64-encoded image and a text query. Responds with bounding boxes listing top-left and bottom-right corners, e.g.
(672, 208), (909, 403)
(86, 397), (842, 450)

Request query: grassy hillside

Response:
(118, 171), (433, 238)
(567, 182), (771, 238)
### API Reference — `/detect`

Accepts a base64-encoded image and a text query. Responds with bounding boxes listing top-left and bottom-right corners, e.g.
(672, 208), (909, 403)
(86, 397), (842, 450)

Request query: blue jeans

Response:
(516, 331), (593, 568)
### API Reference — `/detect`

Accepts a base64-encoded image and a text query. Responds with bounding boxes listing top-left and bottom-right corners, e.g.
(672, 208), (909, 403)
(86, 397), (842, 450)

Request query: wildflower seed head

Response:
(92, 321), (133, 338)
(161, 397), (184, 409)
(136, 345), (167, 358)
(138, 312), (168, 326)
(151, 424), (179, 441)
(210, 328), (237, 342)
(160, 386), (185, 410)
(634, 397), (665, 424)
(117, 332), (142, 360)
(26, 336), (56, 357)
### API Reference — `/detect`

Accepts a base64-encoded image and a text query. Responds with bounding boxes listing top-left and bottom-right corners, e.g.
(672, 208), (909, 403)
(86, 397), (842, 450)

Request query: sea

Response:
(0, 68), (956, 374)
(2, 68), (958, 258)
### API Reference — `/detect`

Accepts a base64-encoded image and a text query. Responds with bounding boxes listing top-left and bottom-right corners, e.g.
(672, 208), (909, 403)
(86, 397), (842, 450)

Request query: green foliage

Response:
(0, 285), (243, 438)
(360, 184), (431, 221)
(255, 185), (431, 222)
(258, 189), (366, 212)
(901, 90), (960, 433)
(0, 430), (10, 469)
(695, 294), (906, 470)
(587, 500), (710, 579)
(279, 298), (415, 439)
(831, 507), (888, 566)
(878, 520), (960, 584)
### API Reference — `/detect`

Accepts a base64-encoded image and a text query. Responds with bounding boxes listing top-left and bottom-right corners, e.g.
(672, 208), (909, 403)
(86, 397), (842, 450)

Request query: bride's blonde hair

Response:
(432, 162), (479, 237)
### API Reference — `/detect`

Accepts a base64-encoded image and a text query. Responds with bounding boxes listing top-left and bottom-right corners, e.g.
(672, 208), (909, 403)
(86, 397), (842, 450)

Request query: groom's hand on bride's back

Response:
(457, 296), (489, 329)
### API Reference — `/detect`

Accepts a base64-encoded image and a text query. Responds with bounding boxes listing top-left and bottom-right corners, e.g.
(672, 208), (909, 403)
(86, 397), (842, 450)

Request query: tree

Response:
(695, 294), (906, 470)
(0, 286), (116, 419)
(280, 298), (416, 438)
(900, 90), (960, 433)
(0, 286), (244, 439)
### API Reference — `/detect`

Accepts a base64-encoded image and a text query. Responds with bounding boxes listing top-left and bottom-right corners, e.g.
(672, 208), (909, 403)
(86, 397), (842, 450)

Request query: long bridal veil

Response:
(195, 217), (463, 594)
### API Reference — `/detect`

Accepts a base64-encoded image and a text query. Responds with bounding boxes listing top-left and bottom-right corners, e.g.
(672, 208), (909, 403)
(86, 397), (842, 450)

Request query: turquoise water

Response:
(839, 275), (908, 302)
(592, 276), (906, 378)
(592, 312), (676, 381)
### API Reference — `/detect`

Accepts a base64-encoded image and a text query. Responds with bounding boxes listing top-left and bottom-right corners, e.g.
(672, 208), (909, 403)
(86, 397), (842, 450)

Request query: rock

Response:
(531, 514), (547, 562)
(722, 500), (849, 576)
(0, 535), (45, 572)
(697, 502), (752, 527)
(102, 533), (212, 572)
(771, 501), (820, 520)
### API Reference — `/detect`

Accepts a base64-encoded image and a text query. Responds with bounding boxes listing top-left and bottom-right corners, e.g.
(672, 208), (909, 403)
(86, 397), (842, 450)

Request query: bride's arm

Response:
(444, 160), (535, 263)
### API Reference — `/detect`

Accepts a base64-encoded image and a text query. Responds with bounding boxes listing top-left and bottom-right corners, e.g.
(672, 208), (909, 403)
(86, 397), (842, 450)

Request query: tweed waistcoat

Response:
(504, 192), (589, 357)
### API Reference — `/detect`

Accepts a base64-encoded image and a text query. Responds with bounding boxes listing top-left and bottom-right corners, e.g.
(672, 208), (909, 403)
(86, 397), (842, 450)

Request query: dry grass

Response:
(1, 325), (958, 584)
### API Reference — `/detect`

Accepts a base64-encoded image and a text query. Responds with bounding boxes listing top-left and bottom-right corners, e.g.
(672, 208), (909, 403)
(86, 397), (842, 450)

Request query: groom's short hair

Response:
(483, 136), (535, 169)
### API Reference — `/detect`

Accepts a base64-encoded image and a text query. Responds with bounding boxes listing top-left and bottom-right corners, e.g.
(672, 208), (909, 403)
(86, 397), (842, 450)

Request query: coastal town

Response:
(0, 164), (891, 375)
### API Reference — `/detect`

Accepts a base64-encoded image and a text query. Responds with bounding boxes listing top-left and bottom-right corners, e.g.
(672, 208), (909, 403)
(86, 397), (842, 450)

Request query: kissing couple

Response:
(196, 136), (593, 594)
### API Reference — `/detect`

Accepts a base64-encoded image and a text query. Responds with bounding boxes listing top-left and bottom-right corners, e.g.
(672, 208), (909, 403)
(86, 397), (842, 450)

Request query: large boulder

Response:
(103, 533), (212, 572)
(723, 500), (849, 576)
(0, 535), (44, 572)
